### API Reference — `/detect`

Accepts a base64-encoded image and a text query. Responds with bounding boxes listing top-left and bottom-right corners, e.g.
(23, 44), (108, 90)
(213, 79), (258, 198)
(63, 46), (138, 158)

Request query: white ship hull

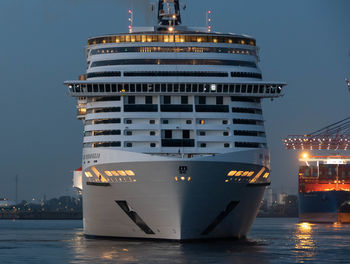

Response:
(82, 148), (269, 240)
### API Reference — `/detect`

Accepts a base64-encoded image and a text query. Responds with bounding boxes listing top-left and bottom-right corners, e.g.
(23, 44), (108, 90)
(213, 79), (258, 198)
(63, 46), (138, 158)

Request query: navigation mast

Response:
(157, 0), (181, 26)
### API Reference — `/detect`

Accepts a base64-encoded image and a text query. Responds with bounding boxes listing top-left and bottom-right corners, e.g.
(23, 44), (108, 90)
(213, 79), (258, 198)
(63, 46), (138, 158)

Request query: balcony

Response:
(161, 139), (195, 147)
(124, 104), (158, 112)
(195, 105), (229, 112)
(160, 105), (193, 112)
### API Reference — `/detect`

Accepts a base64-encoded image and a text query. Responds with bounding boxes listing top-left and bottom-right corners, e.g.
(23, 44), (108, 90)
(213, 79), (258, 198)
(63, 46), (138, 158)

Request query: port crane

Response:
(283, 117), (350, 150)
(283, 63), (350, 151)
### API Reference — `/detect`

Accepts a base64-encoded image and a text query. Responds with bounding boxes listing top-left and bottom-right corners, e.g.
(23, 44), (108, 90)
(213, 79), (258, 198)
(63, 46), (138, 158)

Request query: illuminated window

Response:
(180, 176), (185, 181)
(125, 170), (135, 176)
(200, 120), (205, 125)
(242, 171), (249, 176)
(84, 171), (93, 177)
(117, 170), (127, 176)
(227, 170), (237, 176)
(105, 171), (113, 176)
(111, 171), (119, 176)
(187, 177), (191, 181)
(248, 171), (254, 177)
(263, 172), (270, 178)
(235, 171), (243, 176)
(174, 176), (178, 181)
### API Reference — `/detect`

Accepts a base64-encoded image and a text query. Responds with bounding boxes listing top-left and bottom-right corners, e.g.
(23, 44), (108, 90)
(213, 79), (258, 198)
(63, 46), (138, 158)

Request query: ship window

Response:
(180, 84), (185, 92)
(224, 143), (230, 148)
(90, 59), (257, 68)
(161, 84), (167, 92)
(222, 120), (228, 125)
(93, 130), (121, 136)
(150, 131), (156, 136)
(150, 143), (156, 148)
(126, 142), (133, 147)
(186, 120), (192, 124)
(162, 120), (169, 124)
(263, 173), (270, 178)
(128, 96), (135, 104)
(88, 35), (256, 46)
(223, 131), (229, 136)
(84, 171), (93, 177)
(164, 130), (172, 139)
(200, 143), (207, 148)
(155, 84), (160, 92)
(93, 141), (121, 147)
(199, 96), (206, 105)
(233, 119), (261, 125)
(247, 171), (254, 177)
(227, 170), (237, 176)
(145, 96), (153, 104)
(94, 119), (121, 124)
(242, 171), (249, 176)
(183, 130), (190, 139)
(105, 171), (113, 176)
(125, 131), (132, 136)
(164, 96), (171, 104)
(149, 120), (156, 124)
(181, 96), (188, 105)
(111, 171), (119, 176)
(216, 96), (223, 105)
(95, 96), (121, 102)
(199, 120), (205, 125)
(235, 142), (260, 148)
(117, 170), (127, 176)
(199, 131), (206, 136)
(235, 171), (243, 176)
(125, 119), (132, 124)
(234, 130), (259, 137)
(125, 170), (135, 176)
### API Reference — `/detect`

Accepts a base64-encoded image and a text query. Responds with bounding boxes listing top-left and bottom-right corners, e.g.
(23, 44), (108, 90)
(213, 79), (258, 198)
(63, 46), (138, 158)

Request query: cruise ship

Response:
(66, 0), (286, 240)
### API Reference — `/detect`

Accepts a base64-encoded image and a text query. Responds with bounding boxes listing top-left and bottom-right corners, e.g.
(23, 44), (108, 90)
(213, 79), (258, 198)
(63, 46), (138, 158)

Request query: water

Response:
(0, 218), (349, 264)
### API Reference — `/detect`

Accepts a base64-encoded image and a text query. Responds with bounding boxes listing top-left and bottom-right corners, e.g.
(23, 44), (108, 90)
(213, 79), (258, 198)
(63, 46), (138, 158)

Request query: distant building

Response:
(0, 198), (15, 208)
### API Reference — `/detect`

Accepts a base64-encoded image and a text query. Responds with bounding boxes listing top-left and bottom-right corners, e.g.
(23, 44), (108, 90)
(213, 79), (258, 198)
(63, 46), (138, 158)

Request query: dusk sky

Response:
(0, 0), (349, 201)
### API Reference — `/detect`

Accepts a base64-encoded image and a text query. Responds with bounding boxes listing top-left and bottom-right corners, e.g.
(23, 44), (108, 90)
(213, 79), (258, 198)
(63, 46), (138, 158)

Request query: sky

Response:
(0, 0), (349, 201)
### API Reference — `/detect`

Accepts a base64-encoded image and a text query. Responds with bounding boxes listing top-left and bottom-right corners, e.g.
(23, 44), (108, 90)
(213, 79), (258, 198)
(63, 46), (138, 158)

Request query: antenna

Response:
(128, 9), (133, 33)
(15, 174), (18, 205)
(206, 10), (212, 32)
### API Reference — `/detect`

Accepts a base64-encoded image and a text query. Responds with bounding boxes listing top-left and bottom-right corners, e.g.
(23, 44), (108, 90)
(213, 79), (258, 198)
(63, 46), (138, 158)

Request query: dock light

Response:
(301, 152), (309, 159)
(169, 27), (174, 32)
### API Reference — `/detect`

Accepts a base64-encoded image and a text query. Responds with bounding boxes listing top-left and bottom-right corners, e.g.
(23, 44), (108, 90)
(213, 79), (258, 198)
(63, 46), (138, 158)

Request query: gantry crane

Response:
(283, 117), (350, 150)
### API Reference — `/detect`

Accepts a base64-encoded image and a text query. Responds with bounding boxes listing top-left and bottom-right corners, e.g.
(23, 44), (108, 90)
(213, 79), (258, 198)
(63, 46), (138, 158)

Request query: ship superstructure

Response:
(65, 0), (286, 240)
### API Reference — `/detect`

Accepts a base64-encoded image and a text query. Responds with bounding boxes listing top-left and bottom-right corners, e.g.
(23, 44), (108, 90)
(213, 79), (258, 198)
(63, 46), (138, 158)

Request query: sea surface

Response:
(0, 218), (349, 264)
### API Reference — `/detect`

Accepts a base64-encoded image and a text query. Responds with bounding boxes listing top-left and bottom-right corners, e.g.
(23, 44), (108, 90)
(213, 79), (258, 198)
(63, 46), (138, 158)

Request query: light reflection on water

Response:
(0, 219), (349, 264)
(293, 222), (316, 261)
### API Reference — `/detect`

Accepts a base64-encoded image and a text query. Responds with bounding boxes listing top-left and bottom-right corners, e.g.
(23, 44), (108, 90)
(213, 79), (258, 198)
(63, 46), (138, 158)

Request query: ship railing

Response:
(65, 81), (286, 98)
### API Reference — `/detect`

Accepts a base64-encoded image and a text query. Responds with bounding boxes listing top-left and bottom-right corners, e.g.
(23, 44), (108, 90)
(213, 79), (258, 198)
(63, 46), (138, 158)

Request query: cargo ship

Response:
(298, 153), (350, 223)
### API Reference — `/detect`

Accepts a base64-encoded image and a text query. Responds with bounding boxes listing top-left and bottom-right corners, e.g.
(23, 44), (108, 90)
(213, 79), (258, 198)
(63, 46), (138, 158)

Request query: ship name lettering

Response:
(83, 153), (101, 160)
